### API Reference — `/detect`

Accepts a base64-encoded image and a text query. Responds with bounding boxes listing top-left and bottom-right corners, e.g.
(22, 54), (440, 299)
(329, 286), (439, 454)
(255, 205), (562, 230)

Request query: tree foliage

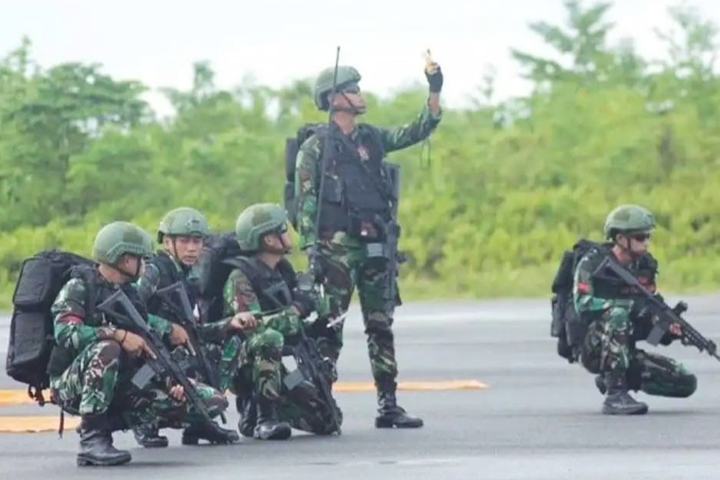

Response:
(1, 3), (720, 307)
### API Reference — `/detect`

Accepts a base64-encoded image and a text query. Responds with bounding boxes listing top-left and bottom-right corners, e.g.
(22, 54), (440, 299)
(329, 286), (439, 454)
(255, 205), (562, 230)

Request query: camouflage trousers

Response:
(580, 309), (697, 398)
(232, 329), (342, 435)
(204, 335), (243, 393)
(50, 340), (229, 428)
(239, 327), (285, 402)
(315, 240), (398, 389)
(277, 377), (342, 435)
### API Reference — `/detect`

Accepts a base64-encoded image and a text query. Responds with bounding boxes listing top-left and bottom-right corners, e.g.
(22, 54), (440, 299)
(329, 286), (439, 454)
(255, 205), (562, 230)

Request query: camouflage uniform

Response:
(134, 207), (240, 446)
(294, 64), (442, 427)
(138, 253), (242, 393)
(223, 203), (342, 440)
(49, 275), (227, 427)
(49, 221), (229, 467)
(573, 205), (697, 415)
(224, 266), (341, 436)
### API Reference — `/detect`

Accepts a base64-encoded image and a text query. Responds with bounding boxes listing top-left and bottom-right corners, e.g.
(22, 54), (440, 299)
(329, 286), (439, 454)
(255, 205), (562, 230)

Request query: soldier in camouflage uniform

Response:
(134, 207), (240, 447)
(49, 221), (230, 467)
(223, 203), (342, 440)
(574, 204), (697, 415)
(293, 62), (443, 428)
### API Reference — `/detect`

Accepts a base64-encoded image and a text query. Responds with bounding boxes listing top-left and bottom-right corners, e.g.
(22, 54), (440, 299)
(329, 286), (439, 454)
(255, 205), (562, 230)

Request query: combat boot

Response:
(235, 394), (256, 438)
(253, 397), (292, 440)
(602, 372), (648, 415)
(181, 421), (240, 445)
(375, 388), (424, 429)
(132, 423), (169, 448)
(76, 414), (132, 467)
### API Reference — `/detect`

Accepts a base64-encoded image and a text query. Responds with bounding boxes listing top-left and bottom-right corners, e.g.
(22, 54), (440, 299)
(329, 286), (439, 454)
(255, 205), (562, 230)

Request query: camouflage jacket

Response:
(51, 268), (173, 361)
(294, 103), (442, 249)
(222, 266), (302, 339)
(573, 247), (659, 315)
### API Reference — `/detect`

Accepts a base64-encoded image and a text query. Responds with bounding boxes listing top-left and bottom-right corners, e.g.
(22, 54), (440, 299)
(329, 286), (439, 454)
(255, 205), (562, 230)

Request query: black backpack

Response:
(196, 232), (245, 322)
(6, 250), (95, 404)
(283, 123), (326, 229)
(550, 239), (608, 363)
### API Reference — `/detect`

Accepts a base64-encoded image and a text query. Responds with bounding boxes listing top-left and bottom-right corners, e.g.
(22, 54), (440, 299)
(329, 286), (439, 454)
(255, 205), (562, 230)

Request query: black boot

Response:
(236, 394), (256, 438)
(76, 414), (132, 467)
(602, 372), (648, 415)
(132, 423), (168, 448)
(181, 421), (240, 445)
(375, 388), (424, 429)
(253, 397), (292, 440)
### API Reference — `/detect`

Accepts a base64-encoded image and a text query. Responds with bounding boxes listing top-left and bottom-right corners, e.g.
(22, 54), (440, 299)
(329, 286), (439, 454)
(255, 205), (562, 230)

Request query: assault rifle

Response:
(97, 289), (217, 425)
(594, 256), (720, 361)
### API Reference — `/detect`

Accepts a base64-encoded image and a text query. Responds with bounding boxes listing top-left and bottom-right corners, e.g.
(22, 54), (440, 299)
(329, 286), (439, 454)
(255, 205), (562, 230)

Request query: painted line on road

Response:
(0, 379), (488, 407)
(0, 416), (80, 433)
(334, 379), (488, 392)
(0, 379), (487, 433)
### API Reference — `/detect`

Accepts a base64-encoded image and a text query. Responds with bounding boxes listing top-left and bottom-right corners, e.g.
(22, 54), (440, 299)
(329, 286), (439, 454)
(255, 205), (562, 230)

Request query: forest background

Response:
(1, 1), (719, 308)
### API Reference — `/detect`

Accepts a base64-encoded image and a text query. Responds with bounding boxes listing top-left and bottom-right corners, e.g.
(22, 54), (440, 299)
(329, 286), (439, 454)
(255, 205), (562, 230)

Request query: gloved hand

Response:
(425, 63), (443, 93)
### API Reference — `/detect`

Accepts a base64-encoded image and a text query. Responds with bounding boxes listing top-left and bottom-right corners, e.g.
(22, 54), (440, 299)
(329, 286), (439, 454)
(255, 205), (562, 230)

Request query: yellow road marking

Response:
(0, 379), (487, 407)
(0, 379), (487, 433)
(334, 379), (488, 392)
(0, 416), (80, 433)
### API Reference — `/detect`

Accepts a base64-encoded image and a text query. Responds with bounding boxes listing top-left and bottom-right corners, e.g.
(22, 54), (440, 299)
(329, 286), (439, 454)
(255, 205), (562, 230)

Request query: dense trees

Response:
(1, 2), (719, 306)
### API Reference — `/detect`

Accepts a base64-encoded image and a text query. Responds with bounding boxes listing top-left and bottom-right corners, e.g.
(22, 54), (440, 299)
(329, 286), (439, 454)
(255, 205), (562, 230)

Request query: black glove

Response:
(425, 64), (443, 93)
(292, 287), (316, 319)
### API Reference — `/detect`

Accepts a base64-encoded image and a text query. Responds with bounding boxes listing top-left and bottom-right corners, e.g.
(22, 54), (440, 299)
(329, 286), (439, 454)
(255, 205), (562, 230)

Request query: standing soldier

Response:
(293, 58), (443, 428)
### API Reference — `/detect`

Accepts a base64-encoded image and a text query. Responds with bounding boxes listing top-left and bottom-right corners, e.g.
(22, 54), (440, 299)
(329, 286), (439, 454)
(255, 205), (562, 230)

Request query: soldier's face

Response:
(332, 84), (366, 113)
(164, 235), (204, 266)
(262, 224), (293, 254)
(118, 255), (145, 280)
(620, 232), (651, 256)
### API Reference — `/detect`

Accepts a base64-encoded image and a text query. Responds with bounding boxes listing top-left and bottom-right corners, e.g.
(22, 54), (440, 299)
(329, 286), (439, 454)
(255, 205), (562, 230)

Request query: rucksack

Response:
(550, 239), (608, 363)
(196, 232), (244, 322)
(284, 123), (325, 229)
(6, 250), (95, 404)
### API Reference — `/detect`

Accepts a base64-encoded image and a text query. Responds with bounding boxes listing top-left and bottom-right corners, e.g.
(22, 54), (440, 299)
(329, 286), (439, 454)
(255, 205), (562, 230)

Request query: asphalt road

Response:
(2, 294), (720, 480)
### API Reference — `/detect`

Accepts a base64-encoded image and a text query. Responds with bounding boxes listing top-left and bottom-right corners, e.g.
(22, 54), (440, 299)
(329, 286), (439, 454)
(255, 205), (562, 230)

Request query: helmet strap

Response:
(108, 256), (142, 283)
(260, 233), (291, 256)
(614, 233), (643, 261)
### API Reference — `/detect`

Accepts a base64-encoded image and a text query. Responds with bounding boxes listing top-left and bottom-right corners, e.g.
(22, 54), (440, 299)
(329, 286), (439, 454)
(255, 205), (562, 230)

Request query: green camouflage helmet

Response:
(157, 207), (209, 243)
(235, 203), (288, 252)
(603, 204), (656, 238)
(92, 221), (154, 265)
(314, 65), (362, 110)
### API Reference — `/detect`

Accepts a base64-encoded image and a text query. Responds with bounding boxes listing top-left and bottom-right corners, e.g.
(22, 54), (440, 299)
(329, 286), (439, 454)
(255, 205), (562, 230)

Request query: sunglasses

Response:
(342, 84), (361, 94)
(275, 223), (288, 234)
(630, 233), (651, 242)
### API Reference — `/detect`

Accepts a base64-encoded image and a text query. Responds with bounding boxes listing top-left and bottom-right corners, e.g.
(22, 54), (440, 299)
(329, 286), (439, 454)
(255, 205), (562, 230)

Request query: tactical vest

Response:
(147, 251), (199, 318)
(225, 257), (297, 312)
(316, 124), (393, 240)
